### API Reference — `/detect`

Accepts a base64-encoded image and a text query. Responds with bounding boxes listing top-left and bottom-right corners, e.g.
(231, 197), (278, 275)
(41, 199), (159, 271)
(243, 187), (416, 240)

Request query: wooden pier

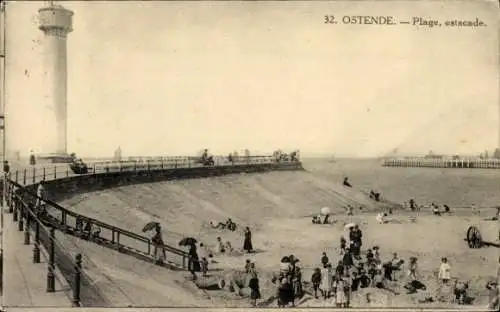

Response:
(382, 158), (500, 169)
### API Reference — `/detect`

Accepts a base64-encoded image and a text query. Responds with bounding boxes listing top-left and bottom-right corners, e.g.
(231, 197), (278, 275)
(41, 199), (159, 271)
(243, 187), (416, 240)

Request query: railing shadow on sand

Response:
(2, 155), (302, 307)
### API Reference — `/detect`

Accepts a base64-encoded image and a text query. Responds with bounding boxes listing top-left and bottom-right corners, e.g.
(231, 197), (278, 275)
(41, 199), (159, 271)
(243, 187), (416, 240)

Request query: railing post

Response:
(24, 212), (31, 245)
(160, 158), (164, 169)
(18, 203), (24, 231)
(15, 170), (18, 183)
(23, 169), (27, 185)
(33, 221), (41, 263)
(8, 190), (13, 213)
(47, 228), (56, 293)
(32, 167), (36, 184)
(72, 253), (82, 307)
(43, 167), (46, 180)
(147, 160), (150, 171)
(12, 197), (18, 221)
(93, 163), (96, 174)
(61, 211), (67, 230)
(66, 167), (69, 177)
(134, 161), (137, 172)
(54, 166), (57, 179)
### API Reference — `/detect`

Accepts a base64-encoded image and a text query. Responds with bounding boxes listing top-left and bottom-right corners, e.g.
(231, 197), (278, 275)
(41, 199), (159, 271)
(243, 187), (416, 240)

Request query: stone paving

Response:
(2, 160), (73, 307)
(2, 207), (72, 307)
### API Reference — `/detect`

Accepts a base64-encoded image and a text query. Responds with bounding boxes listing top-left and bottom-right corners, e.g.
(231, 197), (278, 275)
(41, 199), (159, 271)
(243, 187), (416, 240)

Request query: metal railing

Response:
(4, 181), (108, 306)
(8, 155), (280, 187)
(2, 154), (301, 305)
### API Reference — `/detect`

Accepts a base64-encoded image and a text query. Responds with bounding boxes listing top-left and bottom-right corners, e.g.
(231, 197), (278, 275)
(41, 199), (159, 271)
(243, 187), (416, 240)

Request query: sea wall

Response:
(2, 157), (304, 306)
(22, 161), (304, 202)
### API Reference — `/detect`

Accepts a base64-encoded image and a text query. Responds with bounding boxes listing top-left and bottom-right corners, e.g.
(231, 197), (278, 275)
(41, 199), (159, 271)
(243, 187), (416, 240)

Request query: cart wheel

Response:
(466, 226), (482, 248)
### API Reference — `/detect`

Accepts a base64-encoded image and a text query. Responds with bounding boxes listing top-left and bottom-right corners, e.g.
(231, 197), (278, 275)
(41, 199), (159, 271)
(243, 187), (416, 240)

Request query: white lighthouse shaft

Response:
(38, 3), (73, 156)
(44, 29), (68, 154)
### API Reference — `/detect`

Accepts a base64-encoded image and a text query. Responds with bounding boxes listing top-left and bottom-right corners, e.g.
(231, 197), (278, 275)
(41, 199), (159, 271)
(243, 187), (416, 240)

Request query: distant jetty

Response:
(382, 156), (500, 169)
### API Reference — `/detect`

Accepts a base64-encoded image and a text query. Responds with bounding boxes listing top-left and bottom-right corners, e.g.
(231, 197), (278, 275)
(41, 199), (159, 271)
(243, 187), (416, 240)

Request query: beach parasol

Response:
(344, 222), (356, 230)
(281, 256), (291, 263)
(320, 207), (331, 216)
(142, 221), (160, 233)
(178, 237), (198, 246)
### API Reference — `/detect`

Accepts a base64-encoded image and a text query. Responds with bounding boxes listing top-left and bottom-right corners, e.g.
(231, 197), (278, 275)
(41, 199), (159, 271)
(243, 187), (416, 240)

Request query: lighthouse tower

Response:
(37, 1), (73, 158)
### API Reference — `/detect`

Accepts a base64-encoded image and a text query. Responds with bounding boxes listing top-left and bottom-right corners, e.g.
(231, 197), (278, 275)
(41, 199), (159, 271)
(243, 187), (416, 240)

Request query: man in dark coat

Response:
(342, 250), (354, 271)
(321, 252), (329, 268)
(352, 225), (363, 255)
(188, 243), (200, 280)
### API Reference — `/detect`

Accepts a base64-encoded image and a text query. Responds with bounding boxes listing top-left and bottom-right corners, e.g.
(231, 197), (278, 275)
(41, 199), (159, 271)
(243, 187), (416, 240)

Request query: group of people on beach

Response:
(405, 198), (452, 215)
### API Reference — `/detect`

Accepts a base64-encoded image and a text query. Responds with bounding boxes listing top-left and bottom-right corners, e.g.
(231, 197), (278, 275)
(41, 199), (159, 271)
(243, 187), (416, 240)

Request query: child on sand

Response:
(311, 268), (322, 298)
(340, 237), (347, 255)
(334, 275), (348, 308)
(216, 237), (225, 253)
(321, 264), (333, 299)
(408, 257), (419, 281)
(438, 257), (451, 284)
(200, 257), (209, 276)
(376, 212), (387, 224)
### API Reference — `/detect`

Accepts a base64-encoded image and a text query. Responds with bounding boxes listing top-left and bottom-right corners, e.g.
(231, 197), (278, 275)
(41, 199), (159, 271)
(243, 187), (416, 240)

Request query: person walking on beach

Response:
(248, 271), (261, 307)
(438, 257), (451, 284)
(321, 252), (329, 268)
(243, 227), (254, 253)
(188, 243), (200, 280)
(311, 268), (322, 298)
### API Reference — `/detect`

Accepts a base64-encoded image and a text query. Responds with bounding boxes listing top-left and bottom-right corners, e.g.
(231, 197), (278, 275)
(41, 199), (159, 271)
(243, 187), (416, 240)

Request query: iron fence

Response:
(2, 154), (300, 306)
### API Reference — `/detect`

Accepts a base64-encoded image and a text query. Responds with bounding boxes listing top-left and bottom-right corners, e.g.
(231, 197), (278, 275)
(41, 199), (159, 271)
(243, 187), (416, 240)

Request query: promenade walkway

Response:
(2, 212), (72, 307)
(2, 160), (73, 307)
(1, 155), (300, 307)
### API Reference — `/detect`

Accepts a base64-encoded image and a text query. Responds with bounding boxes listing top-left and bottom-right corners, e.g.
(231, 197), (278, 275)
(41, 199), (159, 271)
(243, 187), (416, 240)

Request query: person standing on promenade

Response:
(3, 160), (9, 175)
(29, 150), (36, 165)
(36, 180), (46, 210)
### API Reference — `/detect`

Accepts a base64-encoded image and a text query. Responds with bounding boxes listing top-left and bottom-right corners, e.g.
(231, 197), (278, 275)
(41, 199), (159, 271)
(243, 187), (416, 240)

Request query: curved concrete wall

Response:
(23, 161), (304, 204)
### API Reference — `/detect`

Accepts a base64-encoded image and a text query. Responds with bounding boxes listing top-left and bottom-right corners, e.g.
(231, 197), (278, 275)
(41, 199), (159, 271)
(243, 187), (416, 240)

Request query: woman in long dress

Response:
(320, 264), (333, 299)
(249, 272), (261, 307)
(243, 227), (254, 253)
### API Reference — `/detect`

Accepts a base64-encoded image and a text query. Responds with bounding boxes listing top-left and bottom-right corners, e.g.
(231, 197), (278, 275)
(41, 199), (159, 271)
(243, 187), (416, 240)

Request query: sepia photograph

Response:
(0, 0), (499, 310)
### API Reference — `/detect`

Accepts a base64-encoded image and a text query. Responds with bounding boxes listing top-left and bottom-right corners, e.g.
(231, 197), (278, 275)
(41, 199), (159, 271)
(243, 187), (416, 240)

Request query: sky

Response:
(3, 1), (499, 158)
